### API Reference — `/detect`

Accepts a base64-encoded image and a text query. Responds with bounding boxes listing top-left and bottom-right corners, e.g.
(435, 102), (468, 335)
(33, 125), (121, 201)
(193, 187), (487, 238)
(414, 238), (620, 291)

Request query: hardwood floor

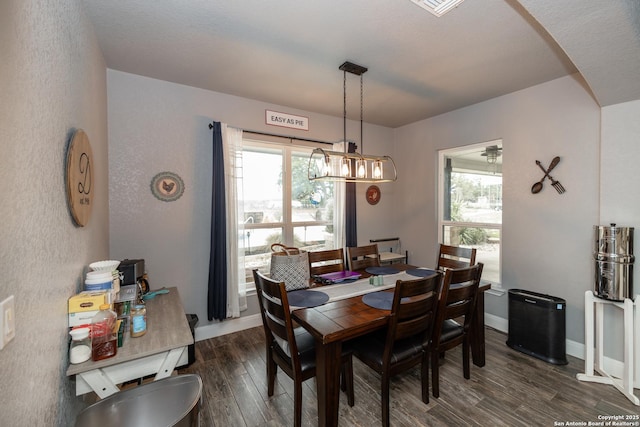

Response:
(179, 326), (639, 426)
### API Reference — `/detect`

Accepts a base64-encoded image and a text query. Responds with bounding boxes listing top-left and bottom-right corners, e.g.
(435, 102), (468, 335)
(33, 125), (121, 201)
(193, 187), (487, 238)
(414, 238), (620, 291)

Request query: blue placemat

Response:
(406, 268), (438, 278)
(362, 292), (408, 310)
(365, 266), (400, 275)
(287, 289), (330, 308)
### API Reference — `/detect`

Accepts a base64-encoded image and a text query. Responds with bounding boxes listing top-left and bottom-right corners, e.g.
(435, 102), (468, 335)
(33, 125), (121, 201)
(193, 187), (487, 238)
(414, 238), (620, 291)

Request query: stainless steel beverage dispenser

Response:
(593, 224), (634, 301)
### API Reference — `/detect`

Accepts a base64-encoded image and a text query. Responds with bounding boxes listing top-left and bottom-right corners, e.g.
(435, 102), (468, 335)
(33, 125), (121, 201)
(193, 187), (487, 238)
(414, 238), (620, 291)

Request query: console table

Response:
(66, 287), (193, 399)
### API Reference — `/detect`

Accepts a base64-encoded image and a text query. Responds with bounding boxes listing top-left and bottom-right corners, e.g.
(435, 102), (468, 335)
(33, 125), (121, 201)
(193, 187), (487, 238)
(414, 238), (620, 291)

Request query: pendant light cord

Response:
(343, 69), (347, 154)
(360, 74), (364, 154)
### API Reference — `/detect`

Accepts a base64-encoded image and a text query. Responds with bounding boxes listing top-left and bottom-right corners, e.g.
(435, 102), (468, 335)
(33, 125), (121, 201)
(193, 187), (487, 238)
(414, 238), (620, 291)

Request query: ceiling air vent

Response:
(409, 0), (466, 17)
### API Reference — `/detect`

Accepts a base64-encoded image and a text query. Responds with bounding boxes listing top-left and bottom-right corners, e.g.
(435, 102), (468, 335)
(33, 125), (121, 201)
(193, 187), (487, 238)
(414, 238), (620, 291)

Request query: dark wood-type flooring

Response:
(179, 326), (639, 426)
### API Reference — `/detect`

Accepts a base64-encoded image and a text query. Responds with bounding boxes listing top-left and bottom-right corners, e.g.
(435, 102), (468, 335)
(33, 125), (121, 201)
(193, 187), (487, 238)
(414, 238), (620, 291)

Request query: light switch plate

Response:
(0, 295), (16, 350)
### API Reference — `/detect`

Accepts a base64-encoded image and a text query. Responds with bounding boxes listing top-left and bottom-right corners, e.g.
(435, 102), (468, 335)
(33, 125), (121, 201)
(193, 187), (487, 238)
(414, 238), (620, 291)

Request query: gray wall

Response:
(394, 74), (601, 347)
(0, 0), (109, 426)
(107, 70), (396, 328)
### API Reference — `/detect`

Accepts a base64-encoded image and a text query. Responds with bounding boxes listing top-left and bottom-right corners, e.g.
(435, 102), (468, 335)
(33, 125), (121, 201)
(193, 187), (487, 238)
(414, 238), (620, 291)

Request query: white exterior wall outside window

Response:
(438, 140), (503, 286)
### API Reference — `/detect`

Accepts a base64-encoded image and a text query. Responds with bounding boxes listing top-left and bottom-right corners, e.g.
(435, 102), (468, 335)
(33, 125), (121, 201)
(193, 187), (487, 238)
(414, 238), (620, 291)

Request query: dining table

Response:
(292, 263), (490, 427)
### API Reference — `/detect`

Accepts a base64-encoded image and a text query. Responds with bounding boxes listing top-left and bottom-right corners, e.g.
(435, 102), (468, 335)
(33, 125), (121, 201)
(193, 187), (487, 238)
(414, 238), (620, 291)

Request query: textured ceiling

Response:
(81, 0), (640, 128)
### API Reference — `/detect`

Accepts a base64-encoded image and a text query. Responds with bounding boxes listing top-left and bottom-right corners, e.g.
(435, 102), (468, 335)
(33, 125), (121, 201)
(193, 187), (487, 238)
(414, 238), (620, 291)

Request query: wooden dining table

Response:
(293, 264), (490, 427)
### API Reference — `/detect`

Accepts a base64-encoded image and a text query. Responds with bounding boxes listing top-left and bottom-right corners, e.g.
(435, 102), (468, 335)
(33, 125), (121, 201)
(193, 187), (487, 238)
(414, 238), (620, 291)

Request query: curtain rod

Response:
(208, 122), (332, 146)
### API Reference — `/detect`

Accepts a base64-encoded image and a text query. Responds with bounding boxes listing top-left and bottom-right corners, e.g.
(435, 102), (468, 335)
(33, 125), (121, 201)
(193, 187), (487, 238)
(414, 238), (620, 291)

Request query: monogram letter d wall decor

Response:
(66, 129), (94, 226)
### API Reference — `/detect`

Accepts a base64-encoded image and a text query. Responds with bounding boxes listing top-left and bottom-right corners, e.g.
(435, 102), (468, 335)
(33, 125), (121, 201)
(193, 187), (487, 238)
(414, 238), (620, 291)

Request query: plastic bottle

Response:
(91, 303), (118, 361)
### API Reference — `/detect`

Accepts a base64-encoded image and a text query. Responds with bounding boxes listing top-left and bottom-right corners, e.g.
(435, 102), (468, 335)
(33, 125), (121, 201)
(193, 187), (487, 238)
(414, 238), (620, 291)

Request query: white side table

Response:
(576, 290), (639, 405)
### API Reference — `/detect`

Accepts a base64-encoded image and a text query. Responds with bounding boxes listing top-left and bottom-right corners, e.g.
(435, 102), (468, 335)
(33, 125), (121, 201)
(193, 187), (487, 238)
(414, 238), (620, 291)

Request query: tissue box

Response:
(68, 310), (99, 328)
(68, 291), (107, 313)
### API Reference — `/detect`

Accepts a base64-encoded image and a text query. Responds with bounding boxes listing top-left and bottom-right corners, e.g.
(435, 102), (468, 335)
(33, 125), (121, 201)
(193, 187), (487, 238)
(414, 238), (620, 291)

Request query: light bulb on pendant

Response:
(372, 160), (383, 179)
(341, 156), (351, 177)
(322, 155), (331, 176)
(356, 158), (367, 178)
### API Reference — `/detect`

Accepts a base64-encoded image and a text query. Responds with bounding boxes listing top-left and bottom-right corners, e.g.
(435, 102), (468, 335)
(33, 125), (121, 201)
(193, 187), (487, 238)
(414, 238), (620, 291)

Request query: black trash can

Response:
(178, 314), (198, 369)
(506, 289), (568, 365)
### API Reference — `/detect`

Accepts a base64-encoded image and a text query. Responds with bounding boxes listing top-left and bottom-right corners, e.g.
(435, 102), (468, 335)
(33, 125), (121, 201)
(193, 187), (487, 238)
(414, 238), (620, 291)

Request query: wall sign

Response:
(150, 171), (185, 202)
(66, 129), (93, 226)
(265, 110), (309, 131)
(366, 185), (381, 205)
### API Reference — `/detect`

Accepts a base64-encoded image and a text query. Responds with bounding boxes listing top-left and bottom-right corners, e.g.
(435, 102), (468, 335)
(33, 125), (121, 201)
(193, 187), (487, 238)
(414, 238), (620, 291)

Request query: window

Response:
(438, 141), (502, 285)
(240, 138), (337, 286)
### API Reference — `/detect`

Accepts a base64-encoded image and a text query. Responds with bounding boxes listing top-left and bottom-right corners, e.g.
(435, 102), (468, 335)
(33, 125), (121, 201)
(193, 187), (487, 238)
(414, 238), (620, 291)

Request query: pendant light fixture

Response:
(308, 61), (397, 183)
(481, 145), (502, 174)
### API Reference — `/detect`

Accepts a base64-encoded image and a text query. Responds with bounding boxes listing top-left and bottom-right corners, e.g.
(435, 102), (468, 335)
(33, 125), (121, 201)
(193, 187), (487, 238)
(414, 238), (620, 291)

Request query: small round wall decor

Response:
(66, 129), (94, 226)
(150, 171), (184, 202)
(366, 185), (381, 205)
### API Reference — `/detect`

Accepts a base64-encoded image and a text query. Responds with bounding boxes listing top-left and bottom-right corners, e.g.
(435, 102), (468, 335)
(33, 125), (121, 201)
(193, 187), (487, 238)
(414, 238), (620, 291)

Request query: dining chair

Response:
(308, 248), (345, 276)
(430, 263), (483, 398)
(436, 244), (477, 271)
(348, 273), (442, 427)
(252, 270), (354, 427)
(347, 244), (380, 271)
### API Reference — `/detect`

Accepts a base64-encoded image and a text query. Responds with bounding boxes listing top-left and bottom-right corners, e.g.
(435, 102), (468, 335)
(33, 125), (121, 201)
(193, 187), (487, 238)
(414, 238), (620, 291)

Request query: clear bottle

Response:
(91, 303), (118, 361)
(69, 327), (91, 364)
(130, 304), (147, 337)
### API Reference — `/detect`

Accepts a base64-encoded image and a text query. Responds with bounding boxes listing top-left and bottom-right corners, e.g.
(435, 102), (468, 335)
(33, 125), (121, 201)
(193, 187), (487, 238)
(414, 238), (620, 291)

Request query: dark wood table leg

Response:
(315, 339), (342, 427)
(470, 291), (486, 367)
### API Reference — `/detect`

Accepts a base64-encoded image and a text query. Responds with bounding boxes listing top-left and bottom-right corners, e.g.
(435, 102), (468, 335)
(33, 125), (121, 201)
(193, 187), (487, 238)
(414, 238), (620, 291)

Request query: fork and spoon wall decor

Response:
(531, 156), (566, 194)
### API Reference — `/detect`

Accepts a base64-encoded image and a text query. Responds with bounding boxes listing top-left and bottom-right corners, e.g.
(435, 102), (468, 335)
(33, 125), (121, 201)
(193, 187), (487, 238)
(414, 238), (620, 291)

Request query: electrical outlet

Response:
(0, 295), (15, 350)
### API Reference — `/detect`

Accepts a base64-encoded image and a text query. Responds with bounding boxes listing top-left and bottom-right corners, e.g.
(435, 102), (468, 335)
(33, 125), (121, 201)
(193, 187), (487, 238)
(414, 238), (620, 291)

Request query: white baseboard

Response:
(193, 313), (262, 342)
(195, 312), (630, 379)
(486, 314), (631, 378)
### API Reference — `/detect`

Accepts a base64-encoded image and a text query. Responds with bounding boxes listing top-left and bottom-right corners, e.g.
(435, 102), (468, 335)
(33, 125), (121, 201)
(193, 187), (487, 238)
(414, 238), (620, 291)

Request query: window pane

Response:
(242, 227), (283, 283)
(443, 225), (500, 284)
(294, 225), (334, 251)
(449, 172), (502, 224)
(291, 151), (334, 223)
(243, 149), (282, 223)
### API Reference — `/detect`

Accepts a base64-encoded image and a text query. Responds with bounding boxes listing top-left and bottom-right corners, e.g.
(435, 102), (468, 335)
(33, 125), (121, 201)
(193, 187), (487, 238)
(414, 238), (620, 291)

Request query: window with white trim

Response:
(240, 137), (337, 287)
(438, 140), (502, 285)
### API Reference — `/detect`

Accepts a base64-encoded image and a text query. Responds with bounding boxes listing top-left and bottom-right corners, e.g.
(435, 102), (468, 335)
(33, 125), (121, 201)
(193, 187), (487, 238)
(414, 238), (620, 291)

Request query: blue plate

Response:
(406, 268), (438, 278)
(362, 292), (408, 310)
(287, 290), (329, 308)
(365, 266), (400, 275)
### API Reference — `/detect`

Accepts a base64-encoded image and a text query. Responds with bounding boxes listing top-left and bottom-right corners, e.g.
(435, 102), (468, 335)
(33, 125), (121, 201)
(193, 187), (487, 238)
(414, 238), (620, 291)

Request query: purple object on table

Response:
(318, 270), (362, 283)
(287, 289), (330, 308)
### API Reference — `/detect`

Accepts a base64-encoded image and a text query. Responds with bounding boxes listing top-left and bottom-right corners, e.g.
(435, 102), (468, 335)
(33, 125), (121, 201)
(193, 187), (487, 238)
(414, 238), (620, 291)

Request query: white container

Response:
(86, 271), (113, 282)
(85, 271), (114, 291)
(69, 327), (92, 364)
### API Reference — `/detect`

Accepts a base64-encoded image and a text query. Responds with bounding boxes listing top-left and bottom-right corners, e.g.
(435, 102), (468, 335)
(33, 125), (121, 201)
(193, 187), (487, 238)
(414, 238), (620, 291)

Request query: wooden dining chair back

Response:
(308, 248), (345, 276)
(349, 273), (442, 427)
(347, 244), (380, 271)
(430, 263), (483, 398)
(252, 269), (353, 426)
(436, 244), (477, 271)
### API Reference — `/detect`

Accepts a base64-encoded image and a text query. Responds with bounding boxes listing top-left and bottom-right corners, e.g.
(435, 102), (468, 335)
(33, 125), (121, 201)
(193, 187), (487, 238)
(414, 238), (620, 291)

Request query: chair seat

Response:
(351, 332), (425, 366)
(440, 319), (463, 342)
(273, 327), (317, 373)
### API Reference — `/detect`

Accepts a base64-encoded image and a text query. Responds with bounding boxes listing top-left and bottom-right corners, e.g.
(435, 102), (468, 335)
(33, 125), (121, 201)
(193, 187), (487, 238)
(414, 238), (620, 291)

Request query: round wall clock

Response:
(66, 129), (94, 227)
(366, 185), (381, 205)
(151, 171), (185, 202)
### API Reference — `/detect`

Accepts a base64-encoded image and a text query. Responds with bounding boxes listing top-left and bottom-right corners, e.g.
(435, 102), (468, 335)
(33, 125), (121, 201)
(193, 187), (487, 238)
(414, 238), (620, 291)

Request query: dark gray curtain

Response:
(345, 142), (357, 247)
(208, 122), (227, 320)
